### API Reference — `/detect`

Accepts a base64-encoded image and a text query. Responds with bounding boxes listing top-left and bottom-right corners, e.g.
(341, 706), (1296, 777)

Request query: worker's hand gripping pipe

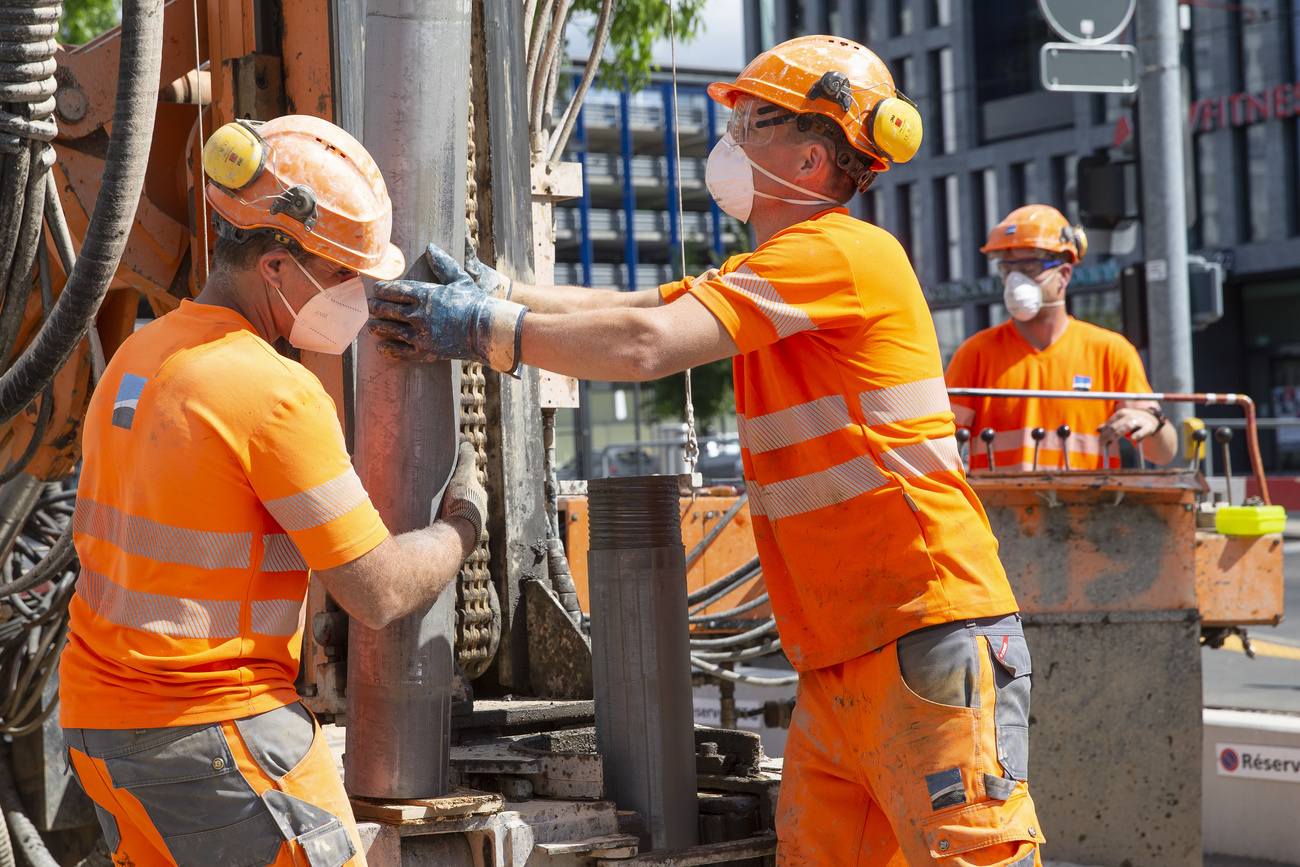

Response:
(947, 388), (1273, 505)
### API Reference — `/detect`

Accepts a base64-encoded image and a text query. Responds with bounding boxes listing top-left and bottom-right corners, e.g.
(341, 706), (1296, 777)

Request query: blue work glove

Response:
(422, 241), (513, 300)
(368, 269), (528, 373)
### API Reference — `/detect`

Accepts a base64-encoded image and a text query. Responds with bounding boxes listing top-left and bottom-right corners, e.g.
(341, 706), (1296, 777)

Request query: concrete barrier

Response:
(1203, 708), (1300, 865)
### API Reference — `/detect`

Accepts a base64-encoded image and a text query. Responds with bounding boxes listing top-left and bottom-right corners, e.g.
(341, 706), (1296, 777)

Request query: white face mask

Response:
(705, 132), (840, 223)
(1002, 270), (1066, 322)
(275, 258), (368, 354)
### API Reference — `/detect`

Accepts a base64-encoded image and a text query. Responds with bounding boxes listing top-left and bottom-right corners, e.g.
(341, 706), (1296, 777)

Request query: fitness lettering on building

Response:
(1189, 83), (1300, 132)
(1216, 742), (1300, 783)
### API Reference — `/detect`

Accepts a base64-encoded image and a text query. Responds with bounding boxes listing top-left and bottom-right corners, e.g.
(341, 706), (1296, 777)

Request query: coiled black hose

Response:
(0, 0), (60, 155)
(0, 0), (164, 427)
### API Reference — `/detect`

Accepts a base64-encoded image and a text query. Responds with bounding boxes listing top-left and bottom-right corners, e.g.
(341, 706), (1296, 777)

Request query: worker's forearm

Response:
(521, 308), (672, 381)
(510, 282), (662, 314)
(316, 519), (475, 630)
(1146, 421), (1180, 466)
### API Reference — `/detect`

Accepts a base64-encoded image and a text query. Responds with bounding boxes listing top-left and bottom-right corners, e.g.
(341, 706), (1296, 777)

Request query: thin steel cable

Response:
(667, 2), (698, 478)
(192, 0), (208, 281)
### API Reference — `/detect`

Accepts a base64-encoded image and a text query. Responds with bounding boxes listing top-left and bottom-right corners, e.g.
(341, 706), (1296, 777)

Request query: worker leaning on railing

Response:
(946, 204), (1179, 470)
(58, 116), (484, 867)
(368, 35), (1045, 867)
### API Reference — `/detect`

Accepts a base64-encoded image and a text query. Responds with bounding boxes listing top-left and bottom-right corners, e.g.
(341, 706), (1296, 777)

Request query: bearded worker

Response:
(369, 37), (1043, 867)
(947, 204), (1178, 470)
(59, 116), (484, 867)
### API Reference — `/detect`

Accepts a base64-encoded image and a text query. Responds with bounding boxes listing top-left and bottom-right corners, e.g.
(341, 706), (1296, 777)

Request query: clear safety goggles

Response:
(725, 96), (802, 148)
(994, 257), (1064, 279)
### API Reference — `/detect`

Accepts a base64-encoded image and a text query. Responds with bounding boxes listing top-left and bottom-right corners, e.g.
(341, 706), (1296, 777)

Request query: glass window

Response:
(890, 0), (912, 36)
(893, 55), (914, 95)
(928, 48), (956, 154)
(932, 307), (964, 367)
(971, 0), (1050, 104)
(1009, 161), (1036, 208)
(934, 174), (961, 281)
(988, 302), (1010, 326)
(858, 0), (875, 44)
(972, 167), (1000, 276)
(1195, 134), (1221, 247)
(929, 0), (951, 28)
(788, 0), (806, 38)
(1070, 290), (1123, 334)
(759, 0), (776, 51)
(1245, 123), (1270, 242)
(827, 0), (842, 35)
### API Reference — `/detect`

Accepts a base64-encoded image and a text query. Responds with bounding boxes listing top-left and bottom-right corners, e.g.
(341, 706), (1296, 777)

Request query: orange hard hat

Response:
(981, 204), (1088, 264)
(202, 115), (405, 279)
(708, 35), (923, 176)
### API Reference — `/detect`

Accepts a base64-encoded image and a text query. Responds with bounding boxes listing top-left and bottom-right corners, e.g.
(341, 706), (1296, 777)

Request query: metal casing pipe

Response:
(588, 476), (699, 851)
(341, 0), (469, 800)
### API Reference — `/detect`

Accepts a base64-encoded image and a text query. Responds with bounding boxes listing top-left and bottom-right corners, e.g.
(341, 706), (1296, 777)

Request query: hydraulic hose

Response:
(686, 554), (759, 607)
(0, 0), (164, 427)
(685, 493), (748, 570)
(688, 591), (769, 624)
(0, 749), (59, 867)
(689, 618), (777, 649)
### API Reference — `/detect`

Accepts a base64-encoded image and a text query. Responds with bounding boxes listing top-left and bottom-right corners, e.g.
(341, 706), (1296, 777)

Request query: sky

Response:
(566, 0), (748, 74)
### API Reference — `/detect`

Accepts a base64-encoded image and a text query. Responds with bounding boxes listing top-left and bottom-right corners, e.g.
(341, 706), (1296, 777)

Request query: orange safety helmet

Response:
(981, 204), (1088, 264)
(202, 115), (405, 280)
(708, 35), (923, 190)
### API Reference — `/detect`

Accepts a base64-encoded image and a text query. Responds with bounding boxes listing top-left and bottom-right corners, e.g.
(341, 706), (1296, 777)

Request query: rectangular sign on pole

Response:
(1041, 42), (1139, 94)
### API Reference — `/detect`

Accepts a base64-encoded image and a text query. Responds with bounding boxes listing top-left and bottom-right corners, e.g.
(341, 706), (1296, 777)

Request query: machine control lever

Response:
(1215, 426), (1234, 505)
(1057, 425), (1071, 470)
(980, 428), (996, 470)
(1030, 427), (1046, 471)
(955, 427), (970, 472)
(1188, 427), (1208, 474)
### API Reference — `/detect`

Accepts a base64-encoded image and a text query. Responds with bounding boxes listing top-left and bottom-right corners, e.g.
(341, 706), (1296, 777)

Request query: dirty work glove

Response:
(439, 441), (487, 546)
(368, 273), (528, 373)
(419, 242), (513, 300)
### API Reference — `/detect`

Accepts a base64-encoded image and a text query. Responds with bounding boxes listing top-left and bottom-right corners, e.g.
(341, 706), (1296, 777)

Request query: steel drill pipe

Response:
(343, 0), (470, 800)
(588, 476), (699, 852)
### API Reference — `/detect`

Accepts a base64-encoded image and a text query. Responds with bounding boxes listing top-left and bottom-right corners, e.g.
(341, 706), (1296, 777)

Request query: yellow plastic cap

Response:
(202, 122), (267, 191)
(1215, 505), (1286, 537)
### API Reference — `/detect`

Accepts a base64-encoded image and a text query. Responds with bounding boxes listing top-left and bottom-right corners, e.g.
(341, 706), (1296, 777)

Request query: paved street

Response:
(1201, 540), (1300, 714)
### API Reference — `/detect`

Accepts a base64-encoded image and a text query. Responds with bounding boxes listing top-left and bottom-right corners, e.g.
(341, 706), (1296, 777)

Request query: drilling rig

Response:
(0, 2), (1286, 866)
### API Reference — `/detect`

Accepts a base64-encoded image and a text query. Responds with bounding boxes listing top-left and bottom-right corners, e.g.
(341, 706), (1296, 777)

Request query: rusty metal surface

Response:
(1195, 532), (1285, 626)
(972, 471), (1201, 615)
(561, 495), (769, 626)
(522, 576), (593, 700)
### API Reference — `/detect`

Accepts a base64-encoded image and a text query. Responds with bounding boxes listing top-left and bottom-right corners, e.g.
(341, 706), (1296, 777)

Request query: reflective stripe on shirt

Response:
(77, 569), (304, 639)
(879, 436), (963, 479)
(859, 376), (951, 426)
(76, 569), (241, 640)
(73, 499), (252, 571)
(738, 395), (852, 454)
(260, 534), (307, 572)
(721, 266), (816, 339)
(261, 467), (369, 532)
(754, 454), (889, 521)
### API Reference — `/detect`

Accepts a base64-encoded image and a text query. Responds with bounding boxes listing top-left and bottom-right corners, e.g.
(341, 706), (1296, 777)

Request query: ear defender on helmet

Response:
(866, 95), (922, 164)
(1062, 224), (1088, 260)
(202, 121), (268, 191)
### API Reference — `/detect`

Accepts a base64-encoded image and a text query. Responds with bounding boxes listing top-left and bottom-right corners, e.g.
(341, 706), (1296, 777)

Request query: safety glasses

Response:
(725, 97), (800, 148)
(995, 258), (1063, 279)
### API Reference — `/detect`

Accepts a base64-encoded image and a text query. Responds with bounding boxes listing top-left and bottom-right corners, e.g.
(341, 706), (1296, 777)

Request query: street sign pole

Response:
(1136, 0), (1195, 426)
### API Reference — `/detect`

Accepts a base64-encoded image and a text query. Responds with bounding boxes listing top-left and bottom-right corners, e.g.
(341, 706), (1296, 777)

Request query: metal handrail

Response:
(947, 388), (1271, 506)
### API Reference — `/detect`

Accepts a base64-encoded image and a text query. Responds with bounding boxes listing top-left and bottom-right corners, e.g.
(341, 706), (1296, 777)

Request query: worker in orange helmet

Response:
(947, 204), (1179, 470)
(59, 116), (484, 867)
(368, 36), (1043, 867)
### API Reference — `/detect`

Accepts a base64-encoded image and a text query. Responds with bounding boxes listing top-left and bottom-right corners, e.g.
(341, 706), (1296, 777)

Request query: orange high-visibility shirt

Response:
(945, 318), (1157, 471)
(662, 208), (1016, 672)
(59, 300), (389, 729)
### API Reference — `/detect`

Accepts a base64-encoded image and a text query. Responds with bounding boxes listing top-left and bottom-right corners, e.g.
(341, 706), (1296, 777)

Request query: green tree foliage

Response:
(571, 0), (708, 92)
(649, 357), (733, 431)
(61, 0), (120, 45)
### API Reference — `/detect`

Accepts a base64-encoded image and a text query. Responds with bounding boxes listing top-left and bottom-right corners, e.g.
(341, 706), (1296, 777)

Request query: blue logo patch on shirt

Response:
(1072, 374), (1093, 392)
(111, 373), (148, 430)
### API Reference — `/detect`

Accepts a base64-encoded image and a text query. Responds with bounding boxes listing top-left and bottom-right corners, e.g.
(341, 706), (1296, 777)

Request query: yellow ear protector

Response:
(201, 120), (268, 191)
(866, 94), (922, 164)
(1062, 224), (1088, 260)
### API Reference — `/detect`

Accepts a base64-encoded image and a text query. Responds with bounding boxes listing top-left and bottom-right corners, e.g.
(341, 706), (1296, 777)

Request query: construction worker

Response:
(947, 204), (1179, 470)
(58, 116), (484, 867)
(369, 36), (1043, 867)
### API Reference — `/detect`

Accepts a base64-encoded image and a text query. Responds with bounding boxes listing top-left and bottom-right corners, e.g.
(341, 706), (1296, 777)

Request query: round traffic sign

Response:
(1038, 0), (1136, 45)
